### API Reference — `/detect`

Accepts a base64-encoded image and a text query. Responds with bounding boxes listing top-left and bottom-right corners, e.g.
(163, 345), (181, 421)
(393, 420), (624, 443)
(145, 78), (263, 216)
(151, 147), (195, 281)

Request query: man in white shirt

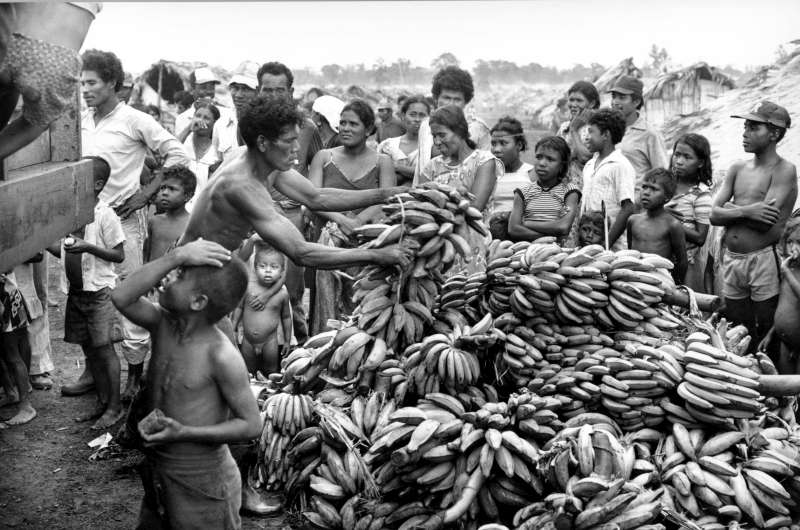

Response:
(174, 66), (226, 142)
(210, 61), (259, 161)
(75, 49), (189, 401)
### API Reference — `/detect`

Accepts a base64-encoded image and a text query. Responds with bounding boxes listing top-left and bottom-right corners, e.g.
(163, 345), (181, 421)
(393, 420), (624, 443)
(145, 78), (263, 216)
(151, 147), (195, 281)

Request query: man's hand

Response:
(175, 239), (232, 268)
(744, 199), (780, 226)
(63, 236), (91, 255)
(115, 190), (152, 219)
(190, 116), (209, 134)
(138, 415), (184, 445)
(376, 239), (417, 268)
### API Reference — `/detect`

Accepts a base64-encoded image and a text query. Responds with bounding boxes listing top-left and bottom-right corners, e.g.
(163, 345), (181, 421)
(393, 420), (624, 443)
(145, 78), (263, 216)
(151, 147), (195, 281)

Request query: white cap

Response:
(312, 95), (346, 132)
(229, 61), (259, 90)
(193, 67), (219, 85)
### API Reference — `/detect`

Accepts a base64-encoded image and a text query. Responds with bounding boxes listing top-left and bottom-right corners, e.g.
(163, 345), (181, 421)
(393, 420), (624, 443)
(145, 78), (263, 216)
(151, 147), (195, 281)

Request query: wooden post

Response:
(156, 61), (164, 113)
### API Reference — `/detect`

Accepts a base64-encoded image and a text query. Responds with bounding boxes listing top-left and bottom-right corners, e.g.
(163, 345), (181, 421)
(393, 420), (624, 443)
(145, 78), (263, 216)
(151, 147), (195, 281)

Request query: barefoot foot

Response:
(6, 404), (36, 425)
(91, 408), (124, 430)
(75, 402), (106, 423)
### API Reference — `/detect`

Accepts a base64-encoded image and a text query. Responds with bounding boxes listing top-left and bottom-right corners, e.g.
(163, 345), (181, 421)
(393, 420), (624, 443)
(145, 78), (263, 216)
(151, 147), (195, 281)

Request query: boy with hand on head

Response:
(580, 108), (636, 250)
(49, 156), (126, 429)
(233, 240), (292, 376)
(110, 239), (261, 530)
(627, 168), (688, 282)
(144, 165), (196, 263)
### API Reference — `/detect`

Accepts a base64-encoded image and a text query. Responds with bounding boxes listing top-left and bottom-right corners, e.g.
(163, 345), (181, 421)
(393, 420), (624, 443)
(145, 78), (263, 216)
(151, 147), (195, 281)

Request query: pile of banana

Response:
(348, 182), (489, 351)
(437, 270), (488, 322)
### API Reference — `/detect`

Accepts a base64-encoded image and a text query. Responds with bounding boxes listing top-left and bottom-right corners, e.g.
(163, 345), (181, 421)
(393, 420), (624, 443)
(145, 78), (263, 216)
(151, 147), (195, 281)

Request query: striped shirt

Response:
(666, 183), (712, 260)
(516, 179), (581, 222)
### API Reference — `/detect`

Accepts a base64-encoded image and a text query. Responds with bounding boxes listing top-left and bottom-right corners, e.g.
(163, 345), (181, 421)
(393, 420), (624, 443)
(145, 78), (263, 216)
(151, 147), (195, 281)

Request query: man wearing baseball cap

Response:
(710, 100), (797, 351)
(211, 61), (259, 160)
(608, 75), (668, 196)
(376, 98), (405, 143)
(174, 66), (228, 142)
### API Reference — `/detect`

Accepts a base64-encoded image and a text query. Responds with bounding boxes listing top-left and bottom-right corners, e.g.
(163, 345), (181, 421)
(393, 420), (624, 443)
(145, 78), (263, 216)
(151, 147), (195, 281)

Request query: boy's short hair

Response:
(81, 49), (125, 91)
(238, 96), (304, 148)
(191, 256), (249, 323)
(587, 108), (627, 145)
(643, 167), (677, 199)
(83, 155), (111, 185)
(579, 211), (604, 231)
(254, 241), (286, 268)
(162, 165), (197, 196)
(431, 66), (475, 104)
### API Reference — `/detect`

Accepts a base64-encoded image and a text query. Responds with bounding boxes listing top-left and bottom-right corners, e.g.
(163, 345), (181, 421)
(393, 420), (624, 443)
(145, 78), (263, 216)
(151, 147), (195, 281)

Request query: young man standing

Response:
(75, 49), (189, 401)
(211, 61), (259, 161)
(608, 75), (668, 199)
(710, 101), (797, 350)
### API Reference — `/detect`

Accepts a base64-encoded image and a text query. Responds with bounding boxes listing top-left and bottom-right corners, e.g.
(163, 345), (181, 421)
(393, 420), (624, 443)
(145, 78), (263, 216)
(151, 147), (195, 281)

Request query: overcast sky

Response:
(81, 1), (800, 75)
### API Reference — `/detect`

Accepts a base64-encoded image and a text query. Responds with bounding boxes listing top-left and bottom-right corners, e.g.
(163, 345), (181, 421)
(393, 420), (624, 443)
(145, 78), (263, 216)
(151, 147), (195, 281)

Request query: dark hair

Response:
(672, 133), (713, 186)
(588, 108), (627, 145)
(429, 105), (475, 149)
(145, 105), (161, 119)
(254, 241), (286, 268)
(401, 95), (431, 115)
(491, 116), (528, 151)
(238, 96), (304, 148)
(781, 216), (800, 253)
(567, 81), (600, 109)
(579, 211), (604, 231)
(643, 167), (677, 200)
(341, 99), (376, 135)
(431, 66), (474, 104)
(162, 165), (197, 196)
(81, 49), (124, 91)
(174, 90), (195, 109)
(533, 136), (571, 182)
(257, 61), (294, 88)
(83, 155), (110, 184)
(191, 257), (249, 323)
(194, 99), (221, 121)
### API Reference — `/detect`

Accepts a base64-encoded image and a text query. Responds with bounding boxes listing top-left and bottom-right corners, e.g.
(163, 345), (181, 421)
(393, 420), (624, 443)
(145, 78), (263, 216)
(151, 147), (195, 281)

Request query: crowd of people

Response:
(1, 35), (800, 528)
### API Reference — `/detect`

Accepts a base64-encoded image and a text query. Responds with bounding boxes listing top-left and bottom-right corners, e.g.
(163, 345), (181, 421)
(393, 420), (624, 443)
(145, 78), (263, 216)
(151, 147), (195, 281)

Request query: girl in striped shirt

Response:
(508, 136), (581, 244)
(666, 133), (713, 291)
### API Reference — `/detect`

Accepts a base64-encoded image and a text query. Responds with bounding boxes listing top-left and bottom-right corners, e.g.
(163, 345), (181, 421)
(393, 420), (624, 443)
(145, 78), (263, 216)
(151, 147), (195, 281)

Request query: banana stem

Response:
(442, 468), (486, 524)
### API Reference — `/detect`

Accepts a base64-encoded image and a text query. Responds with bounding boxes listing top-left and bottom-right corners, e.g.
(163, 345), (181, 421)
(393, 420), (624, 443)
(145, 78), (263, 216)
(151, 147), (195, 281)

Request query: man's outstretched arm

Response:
(275, 168), (406, 212)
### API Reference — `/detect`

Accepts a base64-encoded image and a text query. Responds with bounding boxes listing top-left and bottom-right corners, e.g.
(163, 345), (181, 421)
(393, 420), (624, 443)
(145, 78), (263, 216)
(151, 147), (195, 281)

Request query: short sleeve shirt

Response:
(492, 162), (533, 212)
(421, 150), (504, 215)
(65, 202), (126, 292)
(517, 179), (581, 223)
(666, 183), (712, 257)
(618, 114), (669, 188)
(581, 149), (636, 249)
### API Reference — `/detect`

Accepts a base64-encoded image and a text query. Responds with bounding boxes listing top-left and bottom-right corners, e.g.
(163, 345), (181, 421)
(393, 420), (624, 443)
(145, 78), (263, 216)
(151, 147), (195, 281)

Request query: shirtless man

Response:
(710, 101), (798, 350)
(181, 95), (414, 272)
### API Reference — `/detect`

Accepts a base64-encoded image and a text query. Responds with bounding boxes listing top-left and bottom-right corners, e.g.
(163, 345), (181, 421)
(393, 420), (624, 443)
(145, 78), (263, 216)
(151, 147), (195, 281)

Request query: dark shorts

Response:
(64, 288), (123, 347)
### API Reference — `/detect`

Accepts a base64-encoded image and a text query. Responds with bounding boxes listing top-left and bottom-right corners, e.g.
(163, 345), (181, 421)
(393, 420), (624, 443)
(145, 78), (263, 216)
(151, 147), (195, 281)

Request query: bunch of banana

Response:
(436, 270), (487, 321)
(676, 331), (764, 425)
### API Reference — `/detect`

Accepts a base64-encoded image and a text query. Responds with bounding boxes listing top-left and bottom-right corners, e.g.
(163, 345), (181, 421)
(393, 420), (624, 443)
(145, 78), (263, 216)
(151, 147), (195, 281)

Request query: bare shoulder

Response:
(776, 157), (798, 179)
(727, 159), (748, 177)
(209, 327), (247, 370)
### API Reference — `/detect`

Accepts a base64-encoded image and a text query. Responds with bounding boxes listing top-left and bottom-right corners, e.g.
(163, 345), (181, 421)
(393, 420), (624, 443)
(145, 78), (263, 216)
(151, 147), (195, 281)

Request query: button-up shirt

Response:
(582, 148), (636, 250)
(82, 103), (189, 208)
(618, 113), (669, 190)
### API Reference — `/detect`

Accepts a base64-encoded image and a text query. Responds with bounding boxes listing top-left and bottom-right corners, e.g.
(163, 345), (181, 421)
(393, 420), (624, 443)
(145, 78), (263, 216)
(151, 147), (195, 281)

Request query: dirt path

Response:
(0, 261), (290, 529)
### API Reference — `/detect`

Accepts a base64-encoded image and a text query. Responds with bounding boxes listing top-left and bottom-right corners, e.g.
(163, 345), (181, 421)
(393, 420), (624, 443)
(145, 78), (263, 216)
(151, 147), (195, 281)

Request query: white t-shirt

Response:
(582, 148), (636, 250)
(183, 134), (220, 213)
(61, 202), (126, 292)
(492, 162), (533, 212)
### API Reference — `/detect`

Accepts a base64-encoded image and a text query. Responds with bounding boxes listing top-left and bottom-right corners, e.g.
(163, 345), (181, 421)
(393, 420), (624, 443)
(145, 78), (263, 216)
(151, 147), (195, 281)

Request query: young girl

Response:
(488, 116), (533, 239)
(507, 136), (581, 244)
(666, 133), (713, 291)
(378, 95), (430, 186)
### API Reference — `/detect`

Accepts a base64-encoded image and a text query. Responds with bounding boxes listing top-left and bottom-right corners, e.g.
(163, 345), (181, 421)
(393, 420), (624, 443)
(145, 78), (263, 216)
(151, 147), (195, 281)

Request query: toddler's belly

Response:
(774, 297), (800, 347)
(242, 312), (278, 344)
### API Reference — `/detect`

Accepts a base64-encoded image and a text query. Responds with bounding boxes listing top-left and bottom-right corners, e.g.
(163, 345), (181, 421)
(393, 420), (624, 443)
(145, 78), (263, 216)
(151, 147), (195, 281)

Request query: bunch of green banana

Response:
(436, 270), (487, 322)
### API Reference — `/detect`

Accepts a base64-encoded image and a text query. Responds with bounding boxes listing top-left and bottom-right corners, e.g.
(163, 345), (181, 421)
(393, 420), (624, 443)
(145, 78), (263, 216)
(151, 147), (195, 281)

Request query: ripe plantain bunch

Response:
(516, 420), (664, 530)
(436, 270), (488, 323)
(349, 182), (489, 352)
(656, 422), (800, 529)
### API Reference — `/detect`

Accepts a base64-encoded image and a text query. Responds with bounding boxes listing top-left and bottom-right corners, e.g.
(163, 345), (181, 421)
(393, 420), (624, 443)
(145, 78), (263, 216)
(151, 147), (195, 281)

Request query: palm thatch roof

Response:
(644, 62), (736, 100)
(594, 57), (642, 93)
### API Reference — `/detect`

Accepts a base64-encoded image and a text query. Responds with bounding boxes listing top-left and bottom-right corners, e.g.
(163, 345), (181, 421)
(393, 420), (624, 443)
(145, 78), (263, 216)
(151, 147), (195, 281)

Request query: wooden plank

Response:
(0, 160), (94, 272)
(3, 129), (50, 172)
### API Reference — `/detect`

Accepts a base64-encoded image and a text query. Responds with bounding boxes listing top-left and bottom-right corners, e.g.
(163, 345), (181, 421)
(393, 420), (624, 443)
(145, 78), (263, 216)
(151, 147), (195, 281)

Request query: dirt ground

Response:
(0, 259), (291, 529)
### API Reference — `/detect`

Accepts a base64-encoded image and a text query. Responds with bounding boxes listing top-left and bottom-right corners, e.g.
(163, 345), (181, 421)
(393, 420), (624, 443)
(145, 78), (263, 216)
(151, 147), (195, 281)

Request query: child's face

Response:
(254, 253), (283, 286)
(671, 142), (702, 181)
(579, 222), (603, 246)
(787, 232), (800, 262)
(158, 267), (197, 313)
(490, 132), (521, 168)
(640, 180), (668, 210)
(533, 146), (563, 182)
(585, 124), (607, 153)
(156, 178), (190, 212)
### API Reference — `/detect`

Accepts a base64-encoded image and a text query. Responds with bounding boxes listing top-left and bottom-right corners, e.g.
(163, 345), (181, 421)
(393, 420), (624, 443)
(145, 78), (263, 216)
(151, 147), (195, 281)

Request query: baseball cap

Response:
(312, 95), (345, 133)
(229, 61), (259, 90)
(607, 75), (643, 97)
(193, 67), (219, 85)
(731, 100), (791, 129)
(122, 72), (134, 88)
(377, 98), (393, 111)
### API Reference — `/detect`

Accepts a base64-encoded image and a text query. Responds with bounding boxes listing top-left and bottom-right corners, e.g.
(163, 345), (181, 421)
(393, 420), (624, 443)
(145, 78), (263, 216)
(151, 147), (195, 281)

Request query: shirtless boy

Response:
(233, 241), (291, 375)
(144, 165), (196, 262)
(710, 101), (798, 348)
(181, 96), (415, 269)
(111, 239), (261, 529)
(627, 168), (688, 282)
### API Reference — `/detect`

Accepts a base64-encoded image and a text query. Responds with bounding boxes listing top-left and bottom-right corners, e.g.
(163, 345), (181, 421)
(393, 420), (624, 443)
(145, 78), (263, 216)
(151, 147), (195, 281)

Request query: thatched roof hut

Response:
(643, 62), (735, 127)
(594, 58), (642, 94)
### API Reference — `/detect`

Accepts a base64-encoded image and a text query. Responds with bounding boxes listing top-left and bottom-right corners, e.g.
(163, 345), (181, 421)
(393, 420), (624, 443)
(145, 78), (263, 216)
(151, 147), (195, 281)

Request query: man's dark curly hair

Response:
(238, 96), (304, 148)
(162, 165), (197, 196)
(81, 49), (125, 91)
(587, 108), (627, 145)
(257, 62), (294, 89)
(431, 66), (474, 104)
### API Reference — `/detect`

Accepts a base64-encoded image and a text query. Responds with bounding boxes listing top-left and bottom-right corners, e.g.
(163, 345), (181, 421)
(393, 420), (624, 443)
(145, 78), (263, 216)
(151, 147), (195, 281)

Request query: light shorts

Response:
(722, 245), (781, 302)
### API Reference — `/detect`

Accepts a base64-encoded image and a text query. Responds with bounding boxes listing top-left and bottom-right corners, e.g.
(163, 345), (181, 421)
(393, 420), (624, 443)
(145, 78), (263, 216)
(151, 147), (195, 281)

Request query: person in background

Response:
(13, 257), (54, 391)
(550, 97), (570, 133)
(173, 90), (195, 117)
(376, 98), (406, 143)
(581, 108), (635, 250)
(490, 116), (533, 212)
(145, 104), (161, 124)
(117, 72), (135, 104)
(174, 66), (222, 142)
(0, 272), (35, 427)
(558, 81), (600, 188)
(182, 100), (219, 211)
(666, 133), (713, 292)
(507, 136), (580, 244)
(608, 75), (668, 198)
(311, 94), (345, 149)
(211, 62), (259, 160)
(144, 165), (196, 263)
(378, 95), (430, 186)
(78, 49), (189, 402)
